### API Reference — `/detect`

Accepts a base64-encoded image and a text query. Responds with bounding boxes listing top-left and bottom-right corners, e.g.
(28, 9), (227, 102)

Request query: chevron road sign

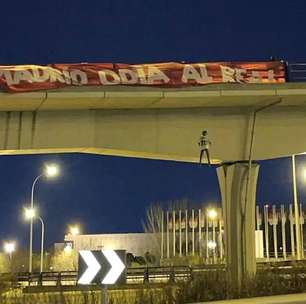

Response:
(77, 250), (126, 285)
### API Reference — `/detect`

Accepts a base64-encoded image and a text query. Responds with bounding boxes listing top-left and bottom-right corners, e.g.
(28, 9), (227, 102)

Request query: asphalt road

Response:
(194, 293), (306, 304)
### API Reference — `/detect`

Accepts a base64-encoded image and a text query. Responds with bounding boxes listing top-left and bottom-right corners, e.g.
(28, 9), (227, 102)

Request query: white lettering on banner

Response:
(31, 68), (50, 83)
(221, 66), (259, 83)
(198, 64), (213, 82)
(182, 64), (212, 83)
(182, 65), (201, 83)
(62, 70), (72, 85)
(0, 63), (281, 90)
(70, 69), (88, 85)
(98, 70), (121, 85)
(220, 65), (236, 82)
(147, 67), (170, 84)
(0, 70), (16, 86)
(48, 69), (66, 83)
(235, 68), (247, 83)
(118, 69), (138, 84)
(135, 67), (147, 84)
(13, 70), (33, 84)
(99, 67), (169, 85)
(0, 68), (88, 86)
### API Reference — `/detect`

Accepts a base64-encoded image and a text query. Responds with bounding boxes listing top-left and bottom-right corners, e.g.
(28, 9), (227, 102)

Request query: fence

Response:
(160, 204), (305, 263)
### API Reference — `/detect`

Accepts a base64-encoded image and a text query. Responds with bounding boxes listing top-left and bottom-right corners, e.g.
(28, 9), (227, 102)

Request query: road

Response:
(193, 293), (306, 304)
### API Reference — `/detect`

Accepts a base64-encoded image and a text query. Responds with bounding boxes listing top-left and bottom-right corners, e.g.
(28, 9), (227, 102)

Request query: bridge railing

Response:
(287, 62), (306, 82)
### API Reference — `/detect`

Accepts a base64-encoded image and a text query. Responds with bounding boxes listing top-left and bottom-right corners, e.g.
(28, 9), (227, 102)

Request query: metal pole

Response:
(192, 209), (195, 256)
(289, 204), (296, 257)
(212, 217), (216, 263)
(166, 211), (169, 259)
(199, 209), (202, 257)
(219, 209), (223, 262)
(206, 212), (209, 261)
(29, 174), (43, 273)
(101, 285), (108, 304)
(256, 206), (260, 230)
(281, 205), (287, 259)
(161, 211), (164, 260)
(185, 209), (188, 256)
(38, 217), (44, 273)
(173, 210), (176, 257)
(292, 155), (302, 260)
(264, 205), (270, 260)
(272, 205), (278, 259)
(179, 210), (182, 257)
(300, 204), (304, 258)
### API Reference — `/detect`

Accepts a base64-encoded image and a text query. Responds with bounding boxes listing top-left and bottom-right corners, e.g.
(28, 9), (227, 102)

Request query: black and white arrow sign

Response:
(78, 250), (126, 285)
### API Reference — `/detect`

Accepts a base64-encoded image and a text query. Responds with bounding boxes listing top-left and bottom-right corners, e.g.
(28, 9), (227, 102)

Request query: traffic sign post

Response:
(78, 249), (126, 285)
(78, 250), (126, 304)
(101, 285), (108, 304)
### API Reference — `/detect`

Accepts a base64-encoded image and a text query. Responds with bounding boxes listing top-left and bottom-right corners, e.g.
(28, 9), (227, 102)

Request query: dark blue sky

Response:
(1, 0), (306, 250)
(2, 154), (306, 250)
(1, 0), (306, 64)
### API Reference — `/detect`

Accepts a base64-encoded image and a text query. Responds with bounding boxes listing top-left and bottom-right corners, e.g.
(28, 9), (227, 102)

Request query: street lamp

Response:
(292, 155), (302, 260)
(44, 164), (59, 178)
(28, 163), (59, 273)
(4, 241), (15, 260)
(303, 168), (306, 181)
(26, 208), (46, 274)
(207, 240), (217, 250)
(69, 225), (80, 236)
(207, 209), (217, 220)
(25, 207), (45, 273)
(207, 208), (218, 263)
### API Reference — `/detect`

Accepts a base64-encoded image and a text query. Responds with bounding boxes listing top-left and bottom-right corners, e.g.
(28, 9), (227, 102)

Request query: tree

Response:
(50, 249), (78, 271)
(142, 199), (192, 262)
(142, 203), (163, 260)
(0, 254), (10, 273)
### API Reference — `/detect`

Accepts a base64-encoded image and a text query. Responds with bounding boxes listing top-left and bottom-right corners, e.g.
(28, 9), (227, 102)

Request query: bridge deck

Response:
(1, 83), (306, 111)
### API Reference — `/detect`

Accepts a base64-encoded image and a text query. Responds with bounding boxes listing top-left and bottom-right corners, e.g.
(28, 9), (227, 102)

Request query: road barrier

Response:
(9, 261), (306, 288)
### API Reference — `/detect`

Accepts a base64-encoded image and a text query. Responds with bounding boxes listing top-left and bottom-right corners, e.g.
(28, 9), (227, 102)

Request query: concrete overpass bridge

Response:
(1, 82), (306, 284)
(1, 82), (306, 162)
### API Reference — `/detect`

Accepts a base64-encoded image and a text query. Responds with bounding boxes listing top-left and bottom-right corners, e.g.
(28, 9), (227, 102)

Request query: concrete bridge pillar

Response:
(217, 162), (259, 285)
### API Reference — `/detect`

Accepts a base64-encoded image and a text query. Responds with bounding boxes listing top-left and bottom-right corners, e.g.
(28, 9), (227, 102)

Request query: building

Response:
(64, 232), (158, 257)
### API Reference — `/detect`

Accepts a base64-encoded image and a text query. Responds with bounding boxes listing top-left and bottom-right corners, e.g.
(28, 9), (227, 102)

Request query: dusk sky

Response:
(1, 0), (306, 250)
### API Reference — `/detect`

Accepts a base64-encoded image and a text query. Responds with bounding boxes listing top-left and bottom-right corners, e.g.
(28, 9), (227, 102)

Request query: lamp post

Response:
(28, 163), (59, 273)
(207, 208), (217, 263)
(64, 243), (73, 255)
(38, 216), (44, 273)
(4, 241), (15, 260)
(25, 207), (45, 273)
(69, 225), (80, 237)
(292, 155), (302, 260)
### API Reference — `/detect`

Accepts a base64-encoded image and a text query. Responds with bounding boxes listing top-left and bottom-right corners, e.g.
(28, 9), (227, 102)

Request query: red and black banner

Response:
(0, 61), (285, 93)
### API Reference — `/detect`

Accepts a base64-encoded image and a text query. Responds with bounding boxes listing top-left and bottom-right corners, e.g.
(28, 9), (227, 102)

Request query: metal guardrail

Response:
(13, 265), (225, 287)
(9, 261), (306, 287)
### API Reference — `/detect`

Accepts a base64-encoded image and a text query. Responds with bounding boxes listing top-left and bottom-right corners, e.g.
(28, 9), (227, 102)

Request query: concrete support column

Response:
(217, 161), (259, 285)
